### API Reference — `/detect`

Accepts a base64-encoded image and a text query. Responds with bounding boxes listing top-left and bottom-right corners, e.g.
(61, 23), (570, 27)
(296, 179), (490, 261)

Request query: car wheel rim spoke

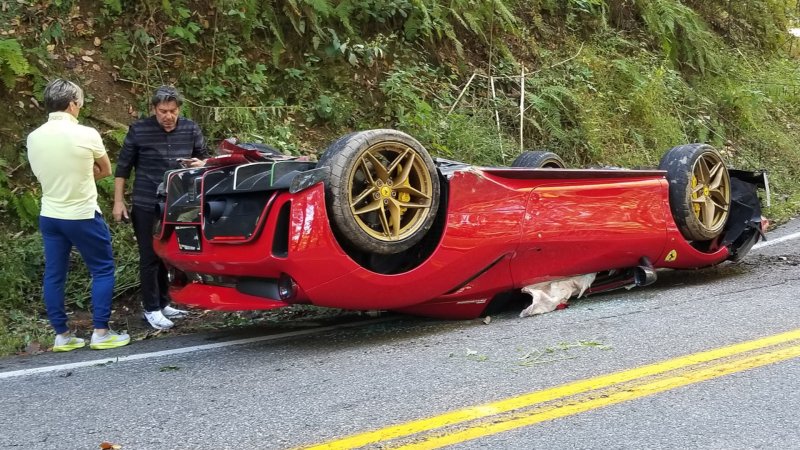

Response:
(390, 148), (415, 185)
(708, 162), (725, 189)
(387, 199), (403, 237)
(386, 147), (411, 172)
(351, 186), (378, 208)
(377, 205), (391, 236)
(353, 199), (383, 215)
(363, 152), (389, 181)
(703, 199), (716, 228)
(691, 195), (706, 204)
(358, 159), (377, 185)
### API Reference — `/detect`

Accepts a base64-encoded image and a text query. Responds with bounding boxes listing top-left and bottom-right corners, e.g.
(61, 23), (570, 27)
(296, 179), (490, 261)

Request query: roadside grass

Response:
(0, 296), (358, 358)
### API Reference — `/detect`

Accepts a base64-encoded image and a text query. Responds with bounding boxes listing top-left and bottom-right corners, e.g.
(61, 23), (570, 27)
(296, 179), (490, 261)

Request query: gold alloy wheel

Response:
(348, 142), (434, 242)
(689, 151), (731, 235)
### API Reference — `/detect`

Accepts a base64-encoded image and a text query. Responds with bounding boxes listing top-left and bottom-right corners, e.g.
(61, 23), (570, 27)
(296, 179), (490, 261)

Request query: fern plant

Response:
(634, 0), (722, 74)
(0, 39), (30, 89)
(523, 84), (580, 143)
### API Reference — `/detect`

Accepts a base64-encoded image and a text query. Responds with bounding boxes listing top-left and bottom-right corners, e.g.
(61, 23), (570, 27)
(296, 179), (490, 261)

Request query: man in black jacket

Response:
(113, 86), (209, 330)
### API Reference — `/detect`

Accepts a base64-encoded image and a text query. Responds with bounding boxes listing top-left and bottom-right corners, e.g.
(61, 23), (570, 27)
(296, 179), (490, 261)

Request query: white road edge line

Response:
(752, 231), (800, 250)
(0, 317), (392, 380)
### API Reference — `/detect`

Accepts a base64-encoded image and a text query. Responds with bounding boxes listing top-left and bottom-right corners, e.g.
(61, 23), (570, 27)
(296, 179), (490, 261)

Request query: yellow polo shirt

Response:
(27, 112), (107, 220)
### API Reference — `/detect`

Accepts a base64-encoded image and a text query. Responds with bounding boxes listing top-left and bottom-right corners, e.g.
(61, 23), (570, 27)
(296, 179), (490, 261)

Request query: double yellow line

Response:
(300, 329), (800, 449)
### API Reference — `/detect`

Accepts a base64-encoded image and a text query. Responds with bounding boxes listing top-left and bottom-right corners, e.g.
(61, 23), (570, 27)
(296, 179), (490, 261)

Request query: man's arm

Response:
(112, 177), (129, 222)
(93, 154), (112, 180)
(113, 125), (138, 222)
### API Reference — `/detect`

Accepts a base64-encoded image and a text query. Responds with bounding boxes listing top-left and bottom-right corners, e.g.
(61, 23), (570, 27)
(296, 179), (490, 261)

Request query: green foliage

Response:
(408, 110), (518, 166)
(403, 0), (518, 54)
(685, 0), (793, 51)
(522, 83), (581, 146)
(313, 92), (357, 126)
(0, 159), (40, 231)
(635, 0), (722, 73)
(0, 38), (31, 89)
(101, 0), (123, 17)
(0, 230), (47, 356)
(166, 7), (202, 44)
(0, 231), (43, 312)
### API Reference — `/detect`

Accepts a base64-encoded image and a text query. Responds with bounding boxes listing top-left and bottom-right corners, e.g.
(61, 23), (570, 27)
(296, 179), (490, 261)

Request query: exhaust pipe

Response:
(634, 257), (657, 287)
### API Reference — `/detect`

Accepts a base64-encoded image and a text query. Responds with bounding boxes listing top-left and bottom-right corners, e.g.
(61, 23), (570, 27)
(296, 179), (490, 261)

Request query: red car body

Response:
(153, 142), (764, 319)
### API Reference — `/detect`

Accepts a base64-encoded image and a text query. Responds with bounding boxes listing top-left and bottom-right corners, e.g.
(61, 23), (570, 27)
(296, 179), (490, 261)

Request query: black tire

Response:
(659, 144), (731, 241)
(512, 150), (566, 168)
(318, 129), (441, 255)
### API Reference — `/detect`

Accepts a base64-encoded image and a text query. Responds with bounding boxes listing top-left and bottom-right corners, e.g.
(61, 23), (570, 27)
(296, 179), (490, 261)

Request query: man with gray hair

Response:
(27, 78), (130, 351)
(113, 85), (209, 330)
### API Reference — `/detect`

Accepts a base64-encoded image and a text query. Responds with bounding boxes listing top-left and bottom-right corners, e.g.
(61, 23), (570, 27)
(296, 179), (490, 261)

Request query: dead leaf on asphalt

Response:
(24, 342), (43, 355)
(99, 442), (122, 449)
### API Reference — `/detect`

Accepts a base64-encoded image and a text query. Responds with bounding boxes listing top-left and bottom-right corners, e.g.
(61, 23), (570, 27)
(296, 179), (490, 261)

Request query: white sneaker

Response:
(162, 305), (188, 319)
(53, 333), (85, 352)
(143, 310), (174, 330)
(90, 330), (131, 350)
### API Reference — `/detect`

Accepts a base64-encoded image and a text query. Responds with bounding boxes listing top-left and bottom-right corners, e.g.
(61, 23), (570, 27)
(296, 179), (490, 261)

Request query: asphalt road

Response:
(1, 219), (799, 450)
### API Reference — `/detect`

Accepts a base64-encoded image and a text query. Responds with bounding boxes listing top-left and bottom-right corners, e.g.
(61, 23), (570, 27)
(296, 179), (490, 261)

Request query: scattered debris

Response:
(520, 273), (596, 317)
(464, 348), (488, 362)
(516, 340), (612, 366)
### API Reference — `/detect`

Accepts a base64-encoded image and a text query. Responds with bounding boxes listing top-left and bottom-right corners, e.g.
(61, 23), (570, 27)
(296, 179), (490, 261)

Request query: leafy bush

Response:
(634, 0), (723, 74)
(685, 0), (792, 51)
(0, 38), (30, 89)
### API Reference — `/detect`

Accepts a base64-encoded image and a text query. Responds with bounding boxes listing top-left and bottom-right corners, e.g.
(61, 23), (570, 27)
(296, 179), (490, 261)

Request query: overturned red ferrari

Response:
(153, 129), (767, 319)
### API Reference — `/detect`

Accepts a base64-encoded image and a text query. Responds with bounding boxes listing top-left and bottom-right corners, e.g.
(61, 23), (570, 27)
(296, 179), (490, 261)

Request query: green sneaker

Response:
(90, 330), (131, 350)
(53, 334), (86, 352)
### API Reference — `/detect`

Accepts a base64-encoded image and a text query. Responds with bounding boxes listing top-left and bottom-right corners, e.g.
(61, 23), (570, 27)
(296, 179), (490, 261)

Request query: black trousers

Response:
(131, 204), (170, 312)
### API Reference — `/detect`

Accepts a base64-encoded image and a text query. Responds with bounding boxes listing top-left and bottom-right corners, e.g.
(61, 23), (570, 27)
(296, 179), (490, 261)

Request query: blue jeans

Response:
(40, 212), (115, 333)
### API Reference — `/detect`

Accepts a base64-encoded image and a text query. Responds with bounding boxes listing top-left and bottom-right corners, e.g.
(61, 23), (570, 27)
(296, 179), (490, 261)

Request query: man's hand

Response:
(94, 154), (112, 180)
(112, 200), (129, 223)
(178, 158), (206, 168)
